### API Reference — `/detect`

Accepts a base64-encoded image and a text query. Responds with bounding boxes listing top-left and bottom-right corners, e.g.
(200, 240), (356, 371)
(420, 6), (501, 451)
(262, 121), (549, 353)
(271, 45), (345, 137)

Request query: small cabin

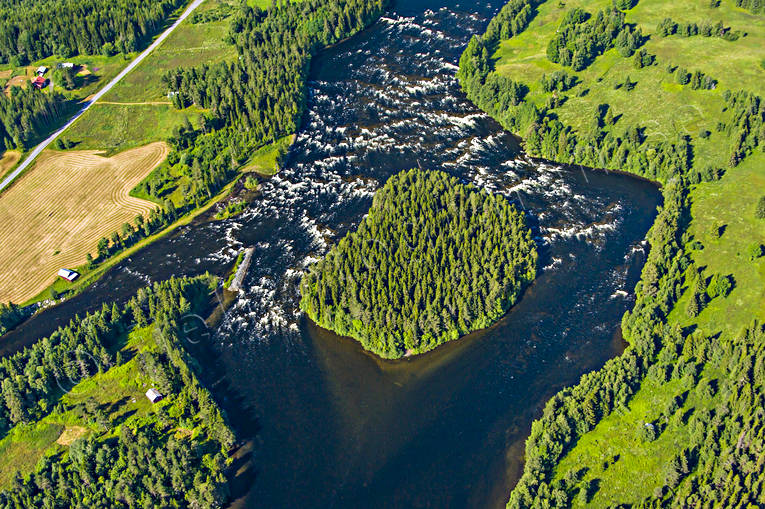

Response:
(36, 65), (47, 76)
(58, 62), (74, 69)
(32, 76), (48, 90)
(57, 268), (79, 282)
(145, 388), (163, 403)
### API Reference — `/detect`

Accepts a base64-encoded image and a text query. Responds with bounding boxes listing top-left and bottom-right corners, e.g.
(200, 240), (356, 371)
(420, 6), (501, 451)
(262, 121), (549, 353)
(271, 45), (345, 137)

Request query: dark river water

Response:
(2, 1), (661, 507)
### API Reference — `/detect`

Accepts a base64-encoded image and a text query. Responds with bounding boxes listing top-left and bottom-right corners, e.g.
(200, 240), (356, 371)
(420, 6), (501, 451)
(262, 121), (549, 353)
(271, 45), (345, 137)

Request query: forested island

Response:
(300, 169), (537, 359)
(0, 276), (235, 508)
(458, 0), (765, 506)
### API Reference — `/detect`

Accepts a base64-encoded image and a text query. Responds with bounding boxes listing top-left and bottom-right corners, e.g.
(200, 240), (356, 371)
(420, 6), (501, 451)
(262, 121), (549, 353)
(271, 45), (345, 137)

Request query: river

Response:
(2, 0), (661, 507)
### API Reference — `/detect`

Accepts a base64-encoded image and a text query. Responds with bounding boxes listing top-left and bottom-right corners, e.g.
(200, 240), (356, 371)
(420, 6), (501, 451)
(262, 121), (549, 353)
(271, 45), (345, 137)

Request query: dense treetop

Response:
(0, 87), (72, 150)
(300, 169), (537, 358)
(0, 276), (235, 508)
(0, 0), (187, 64)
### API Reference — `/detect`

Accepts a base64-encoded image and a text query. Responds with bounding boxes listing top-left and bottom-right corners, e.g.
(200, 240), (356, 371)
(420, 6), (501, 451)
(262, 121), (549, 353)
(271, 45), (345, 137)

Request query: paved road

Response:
(0, 0), (205, 192)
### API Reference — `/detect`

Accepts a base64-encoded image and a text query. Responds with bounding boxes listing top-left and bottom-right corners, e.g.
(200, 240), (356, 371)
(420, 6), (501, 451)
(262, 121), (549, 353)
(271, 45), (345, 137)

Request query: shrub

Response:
(707, 274), (732, 299)
(746, 243), (764, 260)
(756, 196), (765, 219)
(244, 176), (258, 190)
(675, 68), (690, 85)
(637, 421), (658, 442)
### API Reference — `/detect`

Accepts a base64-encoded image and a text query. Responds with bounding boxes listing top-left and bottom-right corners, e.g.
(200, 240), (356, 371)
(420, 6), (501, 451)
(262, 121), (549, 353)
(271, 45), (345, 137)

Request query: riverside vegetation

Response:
(300, 169), (537, 359)
(82, 0), (388, 288)
(0, 275), (235, 508)
(134, 0), (390, 209)
(0, 0), (390, 323)
(458, 0), (765, 506)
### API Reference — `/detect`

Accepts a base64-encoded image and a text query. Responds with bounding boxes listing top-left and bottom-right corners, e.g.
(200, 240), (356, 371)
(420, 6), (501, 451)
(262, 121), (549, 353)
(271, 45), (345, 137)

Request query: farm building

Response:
(36, 66), (47, 76)
(57, 268), (79, 281)
(145, 388), (163, 403)
(58, 62), (74, 69)
(32, 76), (48, 90)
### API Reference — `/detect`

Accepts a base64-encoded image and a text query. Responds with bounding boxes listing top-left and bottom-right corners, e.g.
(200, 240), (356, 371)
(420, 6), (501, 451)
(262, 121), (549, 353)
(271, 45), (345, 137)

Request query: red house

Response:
(32, 76), (48, 90)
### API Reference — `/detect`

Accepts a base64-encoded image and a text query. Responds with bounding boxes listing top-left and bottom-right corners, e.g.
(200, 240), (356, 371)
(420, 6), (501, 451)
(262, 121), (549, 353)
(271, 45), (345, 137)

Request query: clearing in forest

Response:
(0, 143), (167, 304)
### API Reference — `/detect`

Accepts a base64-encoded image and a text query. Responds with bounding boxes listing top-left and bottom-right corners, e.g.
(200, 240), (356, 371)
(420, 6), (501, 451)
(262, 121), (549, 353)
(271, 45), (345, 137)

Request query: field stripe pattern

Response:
(0, 142), (168, 303)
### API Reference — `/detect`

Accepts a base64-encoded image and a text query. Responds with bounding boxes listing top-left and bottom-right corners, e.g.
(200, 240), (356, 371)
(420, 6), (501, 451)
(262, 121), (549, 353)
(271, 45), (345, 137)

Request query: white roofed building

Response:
(57, 268), (79, 281)
(145, 388), (163, 403)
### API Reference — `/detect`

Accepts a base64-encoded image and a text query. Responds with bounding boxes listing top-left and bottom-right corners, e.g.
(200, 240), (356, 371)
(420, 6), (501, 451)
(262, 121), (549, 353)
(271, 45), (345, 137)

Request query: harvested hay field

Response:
(56, 426), (87, 446)
(0, 142), (168, 303)
(4, 75), (27, 94)
(0, 150), (20, 179)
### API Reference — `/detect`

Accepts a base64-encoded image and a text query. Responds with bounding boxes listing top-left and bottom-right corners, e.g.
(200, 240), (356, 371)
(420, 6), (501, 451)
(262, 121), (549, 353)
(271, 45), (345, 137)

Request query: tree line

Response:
(656, 17), (741, 40)
(457, 0), (765, 505)
(92, 201), (184, 265)
(0, 275), (236, 508)
(720, 90), (763, 167)
(0, 303), (28, 337)
(300, 169), (537, 359)
(735, 0), (763, 14)
(0, 86), (73, 151)
(546, 7), (643, 71)
(0, 0), (187, 64)
(482, 0), (540, 45)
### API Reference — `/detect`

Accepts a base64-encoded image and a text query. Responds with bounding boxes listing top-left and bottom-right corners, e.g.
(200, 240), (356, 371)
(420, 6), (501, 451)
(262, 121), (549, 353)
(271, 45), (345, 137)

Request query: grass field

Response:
(493, 0), (764, 171)
(488, 0), (765, 504)
(65, 0), (236, 152)
(0, 421), (64, 489)
(65, 103), (204, 154)
(0, 143), (166, 304)
(0, 325), (183, 490)
(242, 134), (294, 175)
(671, 153), (765, 337)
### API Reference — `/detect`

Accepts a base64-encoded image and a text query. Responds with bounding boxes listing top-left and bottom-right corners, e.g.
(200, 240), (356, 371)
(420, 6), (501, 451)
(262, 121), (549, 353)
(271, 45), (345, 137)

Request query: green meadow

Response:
(66, 0), (237, 152)
(0, 326), (191, 490)
(65, 103), (203, 154)
(552, 155), (765, 506)
(489, 0), (765, 504)
(493, 0), (764, 172)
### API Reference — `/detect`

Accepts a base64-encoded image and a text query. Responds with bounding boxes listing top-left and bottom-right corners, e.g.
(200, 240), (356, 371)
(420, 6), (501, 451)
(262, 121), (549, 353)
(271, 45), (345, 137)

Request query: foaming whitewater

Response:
(2, 2), (661, 508)
(212, 6), (647, 346)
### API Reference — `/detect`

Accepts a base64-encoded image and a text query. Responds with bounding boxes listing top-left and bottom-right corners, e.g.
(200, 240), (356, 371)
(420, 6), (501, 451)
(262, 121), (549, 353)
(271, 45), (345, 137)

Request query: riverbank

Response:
(20, 164), (272, 309)
(459, 0), (765, 505)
